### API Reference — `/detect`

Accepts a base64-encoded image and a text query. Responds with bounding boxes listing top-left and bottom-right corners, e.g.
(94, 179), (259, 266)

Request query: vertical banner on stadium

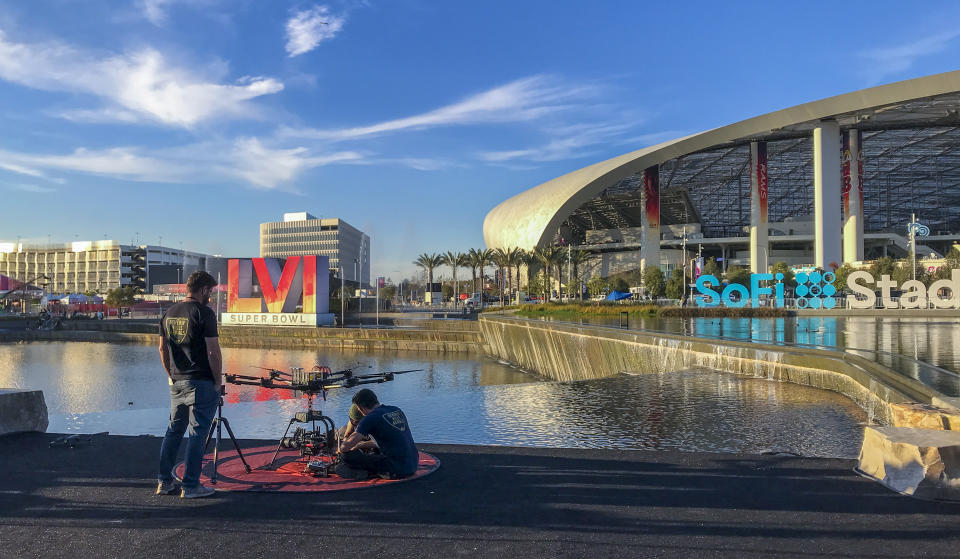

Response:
(756, 141), (768, 222)
(642, 165), (660, 230)
(857, 129), (864, 208)
(842, 131), (852, 217)
(694, 257), (703, 278)
(842, 129), (865, 262)
(641, 165), (660, 271)
(749, 141), (769, 273)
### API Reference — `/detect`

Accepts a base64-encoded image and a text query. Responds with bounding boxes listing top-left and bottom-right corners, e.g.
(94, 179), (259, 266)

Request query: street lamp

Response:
(339, 266), (345, 328)
(354, 258), (359, 328)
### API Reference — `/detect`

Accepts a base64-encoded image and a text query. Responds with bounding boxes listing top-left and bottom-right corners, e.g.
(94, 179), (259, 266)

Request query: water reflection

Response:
(559, 315), (960, 387)
(0, 343), (866, 458)
(0, 343), (537, 414)
(481, 370), (864, 458)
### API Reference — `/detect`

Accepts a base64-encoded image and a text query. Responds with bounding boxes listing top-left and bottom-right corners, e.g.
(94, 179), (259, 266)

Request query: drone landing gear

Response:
(268, 393), (338, 474)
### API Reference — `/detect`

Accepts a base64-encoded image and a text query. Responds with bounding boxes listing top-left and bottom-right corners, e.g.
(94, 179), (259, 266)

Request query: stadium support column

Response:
(640, 165), (660, 272)
(813, 121), (842, 270)
(842, 129), (865, 263)
(749, 141), (769, 273)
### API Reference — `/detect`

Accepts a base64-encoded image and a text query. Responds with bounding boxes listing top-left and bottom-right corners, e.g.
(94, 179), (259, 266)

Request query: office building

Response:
(0, 240), (224, 294)
(259, 212), (370, 284)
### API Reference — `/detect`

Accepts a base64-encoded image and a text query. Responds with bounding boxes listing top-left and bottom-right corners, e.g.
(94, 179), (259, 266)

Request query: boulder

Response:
(0, 389), (49, 436)
(858, 425), (960, 500)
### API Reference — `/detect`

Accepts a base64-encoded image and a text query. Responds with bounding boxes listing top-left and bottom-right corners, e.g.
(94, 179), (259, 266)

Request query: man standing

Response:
(157, 271), (221, 499)
(339, 389), (419, 479)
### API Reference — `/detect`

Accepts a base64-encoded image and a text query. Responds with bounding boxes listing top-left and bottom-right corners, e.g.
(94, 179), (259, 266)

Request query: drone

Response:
(222, 364), (421, 475)
(224, 364), (419, 399)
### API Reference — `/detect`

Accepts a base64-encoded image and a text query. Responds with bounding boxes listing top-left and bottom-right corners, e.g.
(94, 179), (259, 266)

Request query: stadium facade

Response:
(483, 71), (960, 279)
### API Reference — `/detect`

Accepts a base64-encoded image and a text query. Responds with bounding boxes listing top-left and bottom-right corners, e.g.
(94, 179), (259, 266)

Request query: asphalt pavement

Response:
(0, 432), (958, 558)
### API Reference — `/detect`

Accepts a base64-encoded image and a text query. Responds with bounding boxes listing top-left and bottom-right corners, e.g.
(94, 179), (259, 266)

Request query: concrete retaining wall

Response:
(217, 325), (482, 354)
(0, 324), (483, 354)
(479, 316), (960, 428)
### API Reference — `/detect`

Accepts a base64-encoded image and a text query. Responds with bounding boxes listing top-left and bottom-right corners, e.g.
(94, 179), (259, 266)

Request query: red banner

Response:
(756, 142), (768, 222)
(857, 130), (864, 208)
(841, 131), (852, 216)
(642, 165), (659, 230)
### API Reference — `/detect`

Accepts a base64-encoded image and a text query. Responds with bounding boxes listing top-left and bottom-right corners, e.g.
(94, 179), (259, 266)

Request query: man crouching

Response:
(338, 388), (418, 479)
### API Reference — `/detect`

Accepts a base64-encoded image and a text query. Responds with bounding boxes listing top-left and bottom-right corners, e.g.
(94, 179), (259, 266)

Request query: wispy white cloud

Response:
(228, 138), (363, 188)
(0, 146), (183, 182)
(0, 138), (368, 190)
(140, 0), (175, 25)
(860, 31), (960, 83)
(382, 157), (453, 171)
(0, 30), (284, 127)
(5, 183), (56, 194)
(279, 75), (597, 141)
(0, 160), (48, 179)
(479, 121), (657, 163)
(286, 5), (346, 57)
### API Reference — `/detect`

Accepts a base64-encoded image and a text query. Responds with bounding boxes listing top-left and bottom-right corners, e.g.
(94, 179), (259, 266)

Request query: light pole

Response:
(392, 270), (402, 306)
(357, 234), (366, 319)
(682, 224), (688, 300)
(910, 212), (917, 281)
(340, 266), (345, 328)
(354, 258), (359, 327)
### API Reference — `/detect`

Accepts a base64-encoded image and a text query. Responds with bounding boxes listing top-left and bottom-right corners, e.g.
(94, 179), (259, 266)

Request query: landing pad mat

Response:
(173, 445), (439, 492)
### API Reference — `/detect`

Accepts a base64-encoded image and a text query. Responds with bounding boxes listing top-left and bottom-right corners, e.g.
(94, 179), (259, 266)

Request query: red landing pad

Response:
(173, 445), (439, 493)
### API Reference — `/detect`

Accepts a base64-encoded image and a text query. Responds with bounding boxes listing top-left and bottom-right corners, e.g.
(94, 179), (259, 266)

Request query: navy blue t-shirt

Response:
(160, 300), (218, 382)
(355, 405), (418, 475)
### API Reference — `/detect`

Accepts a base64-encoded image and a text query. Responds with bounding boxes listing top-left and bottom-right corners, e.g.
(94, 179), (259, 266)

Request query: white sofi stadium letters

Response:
(846, 271), (876, 309)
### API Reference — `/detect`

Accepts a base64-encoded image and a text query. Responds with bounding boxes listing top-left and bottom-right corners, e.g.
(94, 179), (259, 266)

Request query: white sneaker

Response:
(180, 484), (216, 499)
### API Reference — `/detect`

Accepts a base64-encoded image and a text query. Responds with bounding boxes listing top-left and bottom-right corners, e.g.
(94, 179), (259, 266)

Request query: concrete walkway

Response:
(1, 433), (958, 558)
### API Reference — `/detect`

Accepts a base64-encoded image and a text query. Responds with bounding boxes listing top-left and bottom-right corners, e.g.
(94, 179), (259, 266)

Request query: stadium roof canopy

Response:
(483, 70), (960, 250)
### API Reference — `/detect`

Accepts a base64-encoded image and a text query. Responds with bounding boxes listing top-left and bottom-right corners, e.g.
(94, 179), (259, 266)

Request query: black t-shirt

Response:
(160, 300), (218, 381)
(356, 405), (418, 475)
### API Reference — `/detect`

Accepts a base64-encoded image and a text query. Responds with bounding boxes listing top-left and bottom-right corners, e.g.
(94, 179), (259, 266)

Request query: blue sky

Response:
(1, 1), (959, 280)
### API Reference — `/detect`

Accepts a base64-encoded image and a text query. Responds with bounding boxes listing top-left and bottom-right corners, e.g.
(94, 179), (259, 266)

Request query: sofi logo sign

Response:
(222, 256), (333, 326)
(846, 269), (960, 309)
(695, 273), (787, 308)
(695, 268), (960, 309)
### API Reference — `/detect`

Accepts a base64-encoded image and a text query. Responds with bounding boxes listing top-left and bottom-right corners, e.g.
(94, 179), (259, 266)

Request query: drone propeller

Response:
(385, 369), (423, 375)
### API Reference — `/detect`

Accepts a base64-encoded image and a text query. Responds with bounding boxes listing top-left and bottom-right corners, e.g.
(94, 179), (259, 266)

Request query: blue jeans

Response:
(158, 380), (218, 488)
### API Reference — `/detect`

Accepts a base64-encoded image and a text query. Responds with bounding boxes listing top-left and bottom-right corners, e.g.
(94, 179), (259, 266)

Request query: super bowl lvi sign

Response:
(222, 256), (335, 326)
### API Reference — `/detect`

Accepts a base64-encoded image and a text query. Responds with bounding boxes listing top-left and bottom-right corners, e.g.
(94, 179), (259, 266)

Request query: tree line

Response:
(413, 247), (595, 304)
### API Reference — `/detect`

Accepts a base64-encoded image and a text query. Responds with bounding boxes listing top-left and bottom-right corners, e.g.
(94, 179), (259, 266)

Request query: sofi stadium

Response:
(483, 71), (960, 279)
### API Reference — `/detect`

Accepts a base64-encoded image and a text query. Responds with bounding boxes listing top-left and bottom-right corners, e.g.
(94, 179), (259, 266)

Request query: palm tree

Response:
(478, 248), (493, 304)
(506, 247), (524, 304)
(440, 251), (467, 308)
(521, 249), (537, 296)
(569, 249), (592, 300)
(490, 248), (511, 307)
(535, 246), (562, 301)
(467, 248), (485, 296)
(413, 253), (443, 304)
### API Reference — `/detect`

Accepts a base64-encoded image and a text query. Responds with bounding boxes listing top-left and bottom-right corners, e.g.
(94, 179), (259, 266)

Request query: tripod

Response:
(203, 393), (252, 484)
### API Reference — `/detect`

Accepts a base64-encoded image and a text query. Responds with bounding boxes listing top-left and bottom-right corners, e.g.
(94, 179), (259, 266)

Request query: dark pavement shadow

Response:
(1, 433), (958, 558)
